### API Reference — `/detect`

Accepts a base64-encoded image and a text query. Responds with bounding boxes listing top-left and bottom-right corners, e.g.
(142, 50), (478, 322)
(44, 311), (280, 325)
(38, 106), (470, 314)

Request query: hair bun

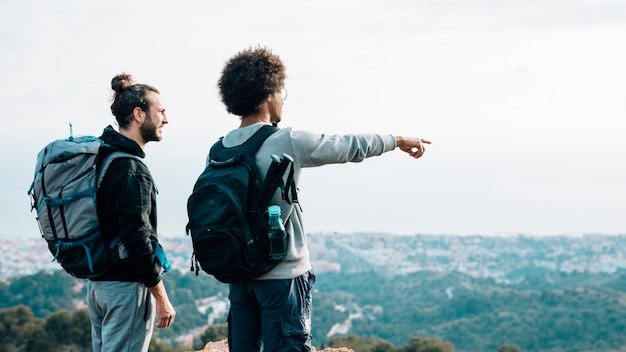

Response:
(111, 73), (135, 94)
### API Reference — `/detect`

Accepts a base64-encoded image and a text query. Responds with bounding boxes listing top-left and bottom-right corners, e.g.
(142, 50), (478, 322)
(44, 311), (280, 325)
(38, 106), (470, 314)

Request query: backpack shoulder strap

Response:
(239, 124), (279, 155)
(209, 124), (279, 167)
(97, 151), (144, 189)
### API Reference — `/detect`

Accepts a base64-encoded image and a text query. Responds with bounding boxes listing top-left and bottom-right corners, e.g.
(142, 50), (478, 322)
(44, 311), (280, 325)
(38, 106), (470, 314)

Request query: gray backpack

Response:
(28, 133), (140, 278)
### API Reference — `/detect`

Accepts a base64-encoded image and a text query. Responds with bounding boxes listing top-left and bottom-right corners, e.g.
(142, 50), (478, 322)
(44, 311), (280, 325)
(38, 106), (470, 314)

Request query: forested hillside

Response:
(2, 268), (626, 351)
(315, 270), (626, 351)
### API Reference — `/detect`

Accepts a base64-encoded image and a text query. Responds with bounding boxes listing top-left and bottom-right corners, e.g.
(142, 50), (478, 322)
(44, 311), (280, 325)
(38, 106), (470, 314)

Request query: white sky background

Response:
(1, 0), (625, 239)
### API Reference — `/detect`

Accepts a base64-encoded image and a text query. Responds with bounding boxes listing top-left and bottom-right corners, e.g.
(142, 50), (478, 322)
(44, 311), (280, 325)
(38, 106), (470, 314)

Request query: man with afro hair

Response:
(213, 46), (430, 351)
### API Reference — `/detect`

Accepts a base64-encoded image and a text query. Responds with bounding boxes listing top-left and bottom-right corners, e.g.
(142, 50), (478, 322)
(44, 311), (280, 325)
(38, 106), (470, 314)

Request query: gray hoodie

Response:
(207, 122), (396, 280)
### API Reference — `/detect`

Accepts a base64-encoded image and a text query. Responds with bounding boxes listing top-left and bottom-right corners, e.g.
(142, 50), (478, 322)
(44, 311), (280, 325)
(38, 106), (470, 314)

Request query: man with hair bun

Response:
(86, 73), (176, 352)
(213, 46), (431, 352)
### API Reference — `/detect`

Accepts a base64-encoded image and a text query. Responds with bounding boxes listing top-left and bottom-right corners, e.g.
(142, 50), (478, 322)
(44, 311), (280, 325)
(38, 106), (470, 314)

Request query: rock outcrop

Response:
(195, 339), (354, 352)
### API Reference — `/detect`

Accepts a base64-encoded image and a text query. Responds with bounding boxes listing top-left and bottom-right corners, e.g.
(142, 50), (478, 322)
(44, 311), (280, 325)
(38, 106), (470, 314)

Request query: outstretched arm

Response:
(395, 136), (432, 159)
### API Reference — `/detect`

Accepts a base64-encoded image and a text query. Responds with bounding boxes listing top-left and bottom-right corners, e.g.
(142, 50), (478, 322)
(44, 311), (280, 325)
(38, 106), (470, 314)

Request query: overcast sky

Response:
(1, 0), (625, 239)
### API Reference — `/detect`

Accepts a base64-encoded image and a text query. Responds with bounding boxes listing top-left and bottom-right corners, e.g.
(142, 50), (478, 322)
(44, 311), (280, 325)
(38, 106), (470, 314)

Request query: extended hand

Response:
(396, 137), (432, 159)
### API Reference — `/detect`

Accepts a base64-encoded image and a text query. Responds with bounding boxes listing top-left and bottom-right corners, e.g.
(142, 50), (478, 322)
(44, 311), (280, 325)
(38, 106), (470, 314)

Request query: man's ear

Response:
(132, 107), (144, 122)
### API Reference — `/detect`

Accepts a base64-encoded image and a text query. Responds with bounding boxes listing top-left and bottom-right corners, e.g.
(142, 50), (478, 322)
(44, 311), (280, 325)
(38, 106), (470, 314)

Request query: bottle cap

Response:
(268, 205), (281, 216)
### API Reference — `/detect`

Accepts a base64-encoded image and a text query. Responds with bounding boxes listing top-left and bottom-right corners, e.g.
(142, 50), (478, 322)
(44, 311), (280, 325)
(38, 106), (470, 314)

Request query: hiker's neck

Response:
(240, 100), (281, 128)
(240, 112), (270, 128)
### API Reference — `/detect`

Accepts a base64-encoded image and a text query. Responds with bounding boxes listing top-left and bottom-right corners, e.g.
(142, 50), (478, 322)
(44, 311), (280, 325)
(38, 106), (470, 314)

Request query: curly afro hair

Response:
(218, 46), (286, 117)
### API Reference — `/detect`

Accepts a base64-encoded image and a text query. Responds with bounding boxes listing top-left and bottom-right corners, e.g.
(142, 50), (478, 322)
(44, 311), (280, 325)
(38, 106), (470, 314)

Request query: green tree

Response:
(397, 336), (455, 352)
(371, 339), (395, 352)
(0, 305), (38, 350)
(22, 321), (57, 352)
(195, 324), (228, 349)
(149, 336), (174, 352)
(328, 333), (395, 352)
(70, 308), (92, 349)
(498, 343), (522, 352)
(328, 333), (372, 351)
(45, 309), (73, 346)
(6, 272), (78, 318)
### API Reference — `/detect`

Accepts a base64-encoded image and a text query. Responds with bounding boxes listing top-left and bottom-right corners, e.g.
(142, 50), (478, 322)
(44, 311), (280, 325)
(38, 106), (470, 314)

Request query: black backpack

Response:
(186, 125), (298, 283)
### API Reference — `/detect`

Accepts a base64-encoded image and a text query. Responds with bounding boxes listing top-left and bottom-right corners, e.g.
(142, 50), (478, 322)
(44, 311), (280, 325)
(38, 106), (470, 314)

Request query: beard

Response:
(140, 112), (162, 142)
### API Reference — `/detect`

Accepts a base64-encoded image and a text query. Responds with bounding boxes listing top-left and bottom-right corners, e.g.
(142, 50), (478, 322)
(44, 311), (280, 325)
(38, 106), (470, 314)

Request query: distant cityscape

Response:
(308, 232), (626, 282)
(2, 232), (626, 282)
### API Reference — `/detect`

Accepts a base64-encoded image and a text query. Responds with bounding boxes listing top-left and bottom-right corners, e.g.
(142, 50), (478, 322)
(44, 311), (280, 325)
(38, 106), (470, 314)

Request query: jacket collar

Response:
(100, 125), (145, 158)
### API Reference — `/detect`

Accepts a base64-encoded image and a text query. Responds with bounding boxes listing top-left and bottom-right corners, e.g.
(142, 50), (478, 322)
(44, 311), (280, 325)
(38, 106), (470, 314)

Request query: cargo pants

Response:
(227, 271), (315, 351)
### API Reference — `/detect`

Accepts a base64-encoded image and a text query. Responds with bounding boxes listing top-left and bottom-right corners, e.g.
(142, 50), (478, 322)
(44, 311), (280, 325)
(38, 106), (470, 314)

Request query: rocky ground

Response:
(195, 339), (354, 352)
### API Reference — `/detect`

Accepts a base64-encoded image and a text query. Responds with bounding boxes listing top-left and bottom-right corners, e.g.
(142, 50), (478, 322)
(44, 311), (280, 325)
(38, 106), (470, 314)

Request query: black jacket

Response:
(92, 125), (161, 287)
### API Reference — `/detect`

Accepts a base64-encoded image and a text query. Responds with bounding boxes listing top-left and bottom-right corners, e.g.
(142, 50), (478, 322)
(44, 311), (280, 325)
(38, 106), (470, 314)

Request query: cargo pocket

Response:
(280, 318), (312, 351)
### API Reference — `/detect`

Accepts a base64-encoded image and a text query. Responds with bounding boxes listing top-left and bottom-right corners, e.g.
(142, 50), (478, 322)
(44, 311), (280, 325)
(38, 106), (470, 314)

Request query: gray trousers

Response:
(87, 281), (155, 352)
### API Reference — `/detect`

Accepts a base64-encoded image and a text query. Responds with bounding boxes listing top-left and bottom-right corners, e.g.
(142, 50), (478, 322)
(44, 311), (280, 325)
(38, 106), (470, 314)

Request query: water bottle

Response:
(267, 205), (288, 260)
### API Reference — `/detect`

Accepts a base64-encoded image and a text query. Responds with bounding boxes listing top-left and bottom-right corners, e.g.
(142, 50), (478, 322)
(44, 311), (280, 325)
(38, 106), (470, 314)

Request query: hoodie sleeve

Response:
(291, 129), (397, 168)
(112, 159), (161, 287)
